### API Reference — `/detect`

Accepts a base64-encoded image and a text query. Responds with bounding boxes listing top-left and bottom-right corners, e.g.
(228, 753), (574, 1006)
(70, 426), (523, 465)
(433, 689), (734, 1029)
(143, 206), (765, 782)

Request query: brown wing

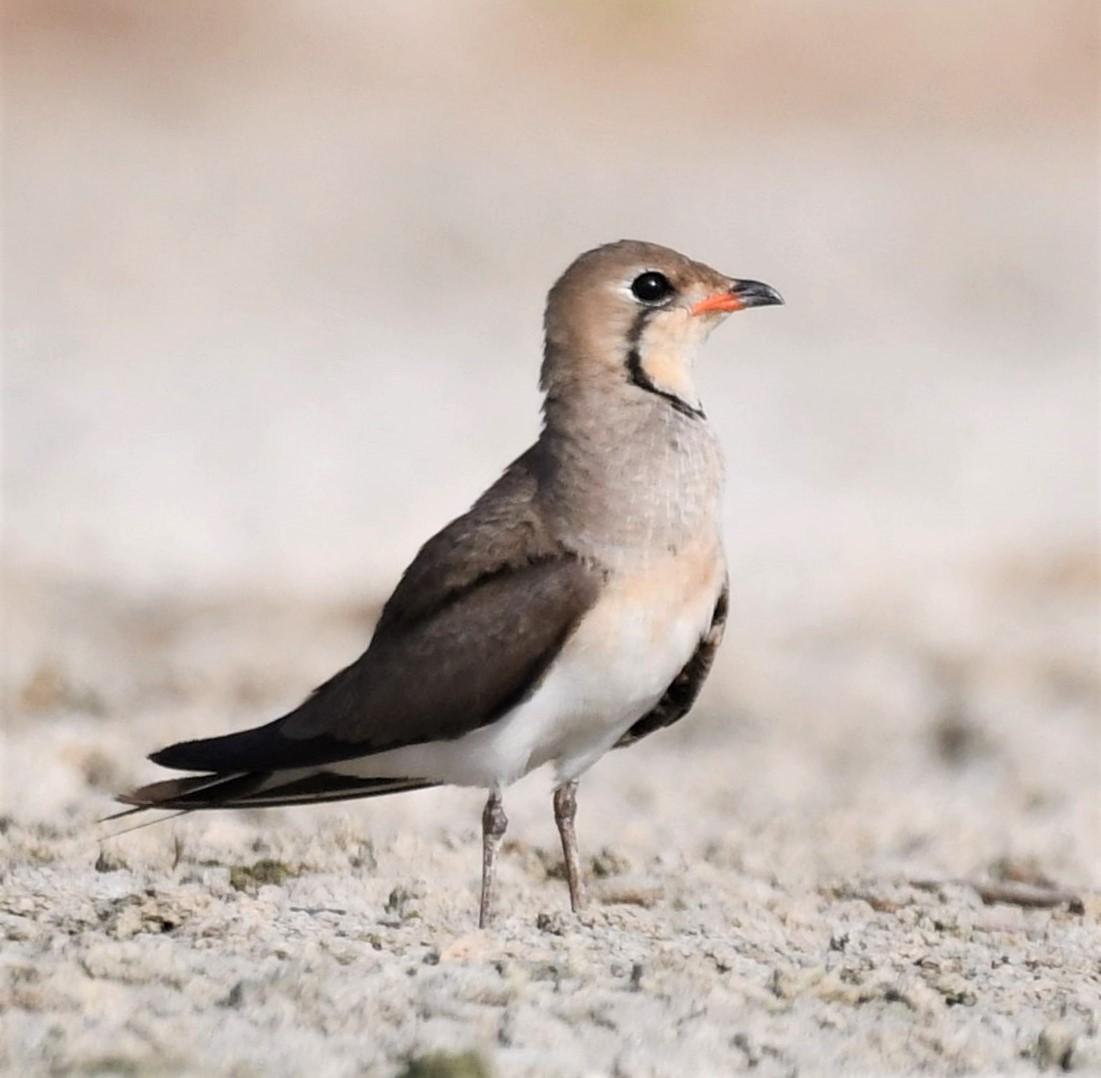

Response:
(614, 583), (728, 749)
(151, 449), (603, 774)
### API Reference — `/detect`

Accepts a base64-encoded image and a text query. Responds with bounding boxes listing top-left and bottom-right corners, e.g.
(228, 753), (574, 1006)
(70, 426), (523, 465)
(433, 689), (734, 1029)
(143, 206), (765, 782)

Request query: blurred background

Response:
(3, 0), (1098, 873)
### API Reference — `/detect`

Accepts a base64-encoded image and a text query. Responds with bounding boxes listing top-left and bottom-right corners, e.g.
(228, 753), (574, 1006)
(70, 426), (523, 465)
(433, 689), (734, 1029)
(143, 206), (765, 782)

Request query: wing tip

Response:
(148, 742), (197, 770)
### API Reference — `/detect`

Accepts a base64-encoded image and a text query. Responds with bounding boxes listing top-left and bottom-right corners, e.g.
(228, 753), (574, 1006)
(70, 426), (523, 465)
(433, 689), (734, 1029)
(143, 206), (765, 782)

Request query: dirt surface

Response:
(4, 2), (1099, 1074)
(3, 557), (1099, 1076)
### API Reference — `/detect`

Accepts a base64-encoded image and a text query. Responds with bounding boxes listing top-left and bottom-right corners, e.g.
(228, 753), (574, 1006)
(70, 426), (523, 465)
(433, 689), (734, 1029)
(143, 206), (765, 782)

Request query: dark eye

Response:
(630, 271), (674, 305)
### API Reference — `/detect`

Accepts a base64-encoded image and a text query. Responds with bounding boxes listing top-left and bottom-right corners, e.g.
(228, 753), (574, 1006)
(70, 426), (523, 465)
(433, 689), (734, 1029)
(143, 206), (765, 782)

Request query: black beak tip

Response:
(730, 279), (784, 308)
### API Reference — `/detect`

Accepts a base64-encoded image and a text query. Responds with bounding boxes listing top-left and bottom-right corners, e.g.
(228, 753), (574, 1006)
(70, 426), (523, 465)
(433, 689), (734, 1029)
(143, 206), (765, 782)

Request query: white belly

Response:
(334, 546), (725, 789)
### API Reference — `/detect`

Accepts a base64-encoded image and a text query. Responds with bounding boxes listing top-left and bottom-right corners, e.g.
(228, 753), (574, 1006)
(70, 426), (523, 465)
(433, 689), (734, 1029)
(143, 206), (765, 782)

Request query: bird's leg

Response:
(479, 789), (508, 928)
(553, 780), (586, 912)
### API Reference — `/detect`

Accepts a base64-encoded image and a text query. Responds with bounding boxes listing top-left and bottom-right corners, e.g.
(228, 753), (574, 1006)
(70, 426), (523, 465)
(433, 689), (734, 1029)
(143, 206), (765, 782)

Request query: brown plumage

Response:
(117, 240), (783, 925)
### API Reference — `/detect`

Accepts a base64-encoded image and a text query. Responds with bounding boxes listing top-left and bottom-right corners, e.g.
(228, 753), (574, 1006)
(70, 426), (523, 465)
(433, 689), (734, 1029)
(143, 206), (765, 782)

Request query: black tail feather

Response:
(117, 771), (268, 810)
(116, 769), (437, 812)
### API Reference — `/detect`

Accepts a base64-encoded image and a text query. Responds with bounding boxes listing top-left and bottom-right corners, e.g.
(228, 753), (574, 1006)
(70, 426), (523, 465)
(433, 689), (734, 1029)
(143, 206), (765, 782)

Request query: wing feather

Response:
(149, 449), (603, 774)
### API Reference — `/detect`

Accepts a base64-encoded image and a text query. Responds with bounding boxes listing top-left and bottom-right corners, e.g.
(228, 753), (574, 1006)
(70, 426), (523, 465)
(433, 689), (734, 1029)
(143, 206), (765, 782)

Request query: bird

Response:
(115, 240), (783, 926)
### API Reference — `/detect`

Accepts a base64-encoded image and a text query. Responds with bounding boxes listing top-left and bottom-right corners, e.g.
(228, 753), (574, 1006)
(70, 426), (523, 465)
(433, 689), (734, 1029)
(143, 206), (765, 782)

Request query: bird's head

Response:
(541, 239), (782, 417)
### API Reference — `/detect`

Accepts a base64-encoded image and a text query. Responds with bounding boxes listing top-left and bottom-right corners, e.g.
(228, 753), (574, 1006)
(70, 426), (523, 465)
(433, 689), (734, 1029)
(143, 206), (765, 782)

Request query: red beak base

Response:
(691, 279), (784, 316)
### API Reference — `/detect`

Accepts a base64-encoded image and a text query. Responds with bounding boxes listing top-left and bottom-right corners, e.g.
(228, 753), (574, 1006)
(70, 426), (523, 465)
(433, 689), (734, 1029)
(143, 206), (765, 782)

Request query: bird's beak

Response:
(691, 279), (785, 316)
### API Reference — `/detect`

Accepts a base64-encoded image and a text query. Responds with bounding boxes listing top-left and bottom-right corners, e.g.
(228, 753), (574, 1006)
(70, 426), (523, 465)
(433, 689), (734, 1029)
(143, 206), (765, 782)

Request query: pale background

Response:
(7, 1), (1097, 606)
(3, 3), (1099, 1075)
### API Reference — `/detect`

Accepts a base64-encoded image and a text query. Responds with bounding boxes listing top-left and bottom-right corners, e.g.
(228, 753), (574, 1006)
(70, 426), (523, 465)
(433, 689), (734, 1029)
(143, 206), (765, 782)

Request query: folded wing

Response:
(145, 451), (603, 776)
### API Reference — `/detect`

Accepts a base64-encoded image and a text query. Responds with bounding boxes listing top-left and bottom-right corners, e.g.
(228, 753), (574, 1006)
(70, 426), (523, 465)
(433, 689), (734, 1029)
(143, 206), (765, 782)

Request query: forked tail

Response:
(113, 769), (438, 814)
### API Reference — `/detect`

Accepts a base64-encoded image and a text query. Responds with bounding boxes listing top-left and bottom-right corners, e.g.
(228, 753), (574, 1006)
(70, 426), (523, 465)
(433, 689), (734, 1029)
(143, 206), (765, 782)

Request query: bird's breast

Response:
(511, 535), (726, 780)
(542, 410), (725, 562)
(583, 536), (726, 651)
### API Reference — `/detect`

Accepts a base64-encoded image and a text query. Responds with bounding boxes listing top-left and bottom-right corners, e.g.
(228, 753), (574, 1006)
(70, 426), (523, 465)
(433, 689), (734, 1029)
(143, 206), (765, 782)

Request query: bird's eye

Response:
(630, 271), (674, 305)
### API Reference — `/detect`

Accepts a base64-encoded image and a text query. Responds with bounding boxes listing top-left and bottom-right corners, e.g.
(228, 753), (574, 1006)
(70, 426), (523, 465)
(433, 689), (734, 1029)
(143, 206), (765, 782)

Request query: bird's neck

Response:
(536, 385), (725, 563)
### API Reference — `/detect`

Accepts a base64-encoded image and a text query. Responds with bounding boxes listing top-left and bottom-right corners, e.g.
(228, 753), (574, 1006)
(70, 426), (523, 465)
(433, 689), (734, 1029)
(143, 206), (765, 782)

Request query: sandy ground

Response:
(4, 2), (1100, 1075)
(3, 549), (1099, 1076)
